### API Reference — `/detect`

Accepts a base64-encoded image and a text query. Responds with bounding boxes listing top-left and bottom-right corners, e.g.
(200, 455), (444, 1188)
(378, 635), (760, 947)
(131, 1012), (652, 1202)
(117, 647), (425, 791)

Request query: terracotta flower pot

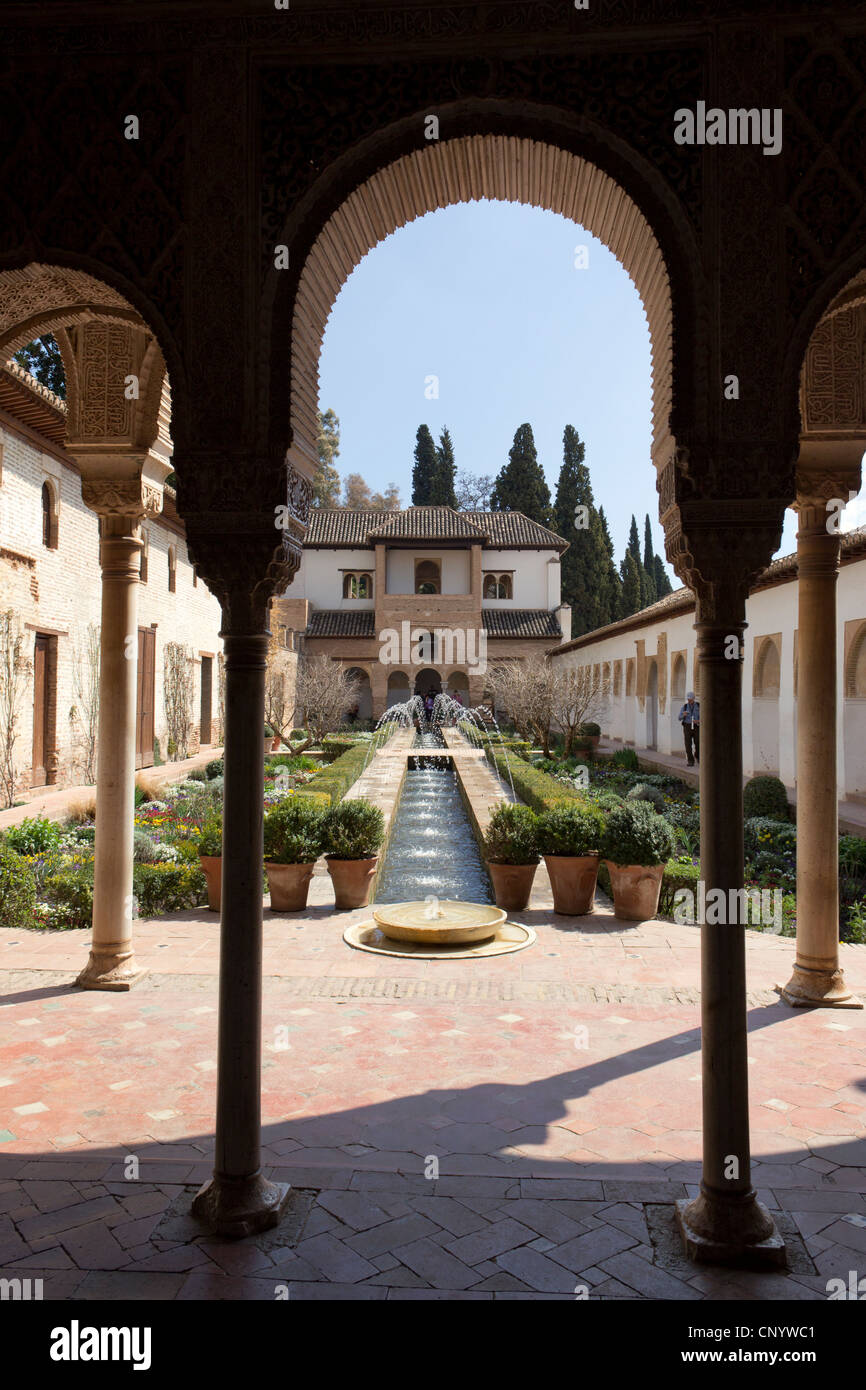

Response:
(265, 861), (315, 912)
(603, 861), (665, 922)
(487, 861), (538, 912)
(327, 855), (379, 910)
(198, 854), (222, 912)
(543, 854), (599, 916)
(271, 736), (282, 752)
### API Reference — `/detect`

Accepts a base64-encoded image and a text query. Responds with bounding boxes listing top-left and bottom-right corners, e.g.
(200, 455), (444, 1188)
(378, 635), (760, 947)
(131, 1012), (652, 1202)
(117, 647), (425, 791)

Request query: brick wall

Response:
(0, 421), (224, 795)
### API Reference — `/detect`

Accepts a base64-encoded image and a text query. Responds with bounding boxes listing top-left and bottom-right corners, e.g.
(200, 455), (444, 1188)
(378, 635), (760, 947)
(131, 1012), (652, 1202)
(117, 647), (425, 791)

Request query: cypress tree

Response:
(431, 426), (457, 507)
(627, 515), (641, 565)
(490, 423), (552, 526)
(553, 425), (598, 636)
(620, 550), (642, 618)
(593, 507), (622, 628)
(412, 425), (438, 505)
(654, 553), (673, 598)
(642, 514), (658, 606)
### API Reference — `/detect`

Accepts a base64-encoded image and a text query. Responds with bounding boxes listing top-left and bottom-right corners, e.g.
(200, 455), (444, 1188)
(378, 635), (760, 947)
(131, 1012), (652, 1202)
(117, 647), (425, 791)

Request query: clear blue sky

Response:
(318, 200), (864, 575)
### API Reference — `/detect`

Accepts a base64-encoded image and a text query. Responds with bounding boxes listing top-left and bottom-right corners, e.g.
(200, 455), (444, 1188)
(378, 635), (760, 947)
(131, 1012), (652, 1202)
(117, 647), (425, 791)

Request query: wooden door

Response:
(136, 627), (156, 769)
(200, 656), (213, 745)
(31, 634), (49, 787)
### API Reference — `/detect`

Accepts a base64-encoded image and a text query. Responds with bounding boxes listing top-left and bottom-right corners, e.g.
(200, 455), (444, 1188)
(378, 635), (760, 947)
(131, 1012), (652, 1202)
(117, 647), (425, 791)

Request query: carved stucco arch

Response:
(0, 262), (176, 470)
(845, 620), (866, 699)
(287, 134), (677, 480)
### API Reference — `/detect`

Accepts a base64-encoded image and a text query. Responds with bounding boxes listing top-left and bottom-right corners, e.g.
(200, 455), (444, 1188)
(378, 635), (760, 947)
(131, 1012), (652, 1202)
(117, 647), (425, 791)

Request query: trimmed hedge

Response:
(295, 741), (372, 808)
(743, 775), (789, 821)
(321, 734), (360, 763)
(485, 745), (586, 813)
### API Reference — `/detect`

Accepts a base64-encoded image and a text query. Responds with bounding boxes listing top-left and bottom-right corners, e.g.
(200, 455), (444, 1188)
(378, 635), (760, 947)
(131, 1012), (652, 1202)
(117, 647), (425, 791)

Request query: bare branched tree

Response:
(549, 665), (608, 756)
(490, 660), (607, 757)
(70, 622), (100, 784)
(264, 628), (297, 745)
(163, 642), (194, 761)
(293, 653), (361, 752)
(0, 611), (30, 808)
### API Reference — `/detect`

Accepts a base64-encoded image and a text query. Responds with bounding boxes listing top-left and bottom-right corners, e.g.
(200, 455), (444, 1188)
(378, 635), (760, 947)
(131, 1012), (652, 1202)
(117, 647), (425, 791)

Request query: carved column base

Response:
(676, 1187), (786, 1269)
(76, 946), (147, 992)
(778, 963), (863, 1009)
(191, 1172), (291, 1240)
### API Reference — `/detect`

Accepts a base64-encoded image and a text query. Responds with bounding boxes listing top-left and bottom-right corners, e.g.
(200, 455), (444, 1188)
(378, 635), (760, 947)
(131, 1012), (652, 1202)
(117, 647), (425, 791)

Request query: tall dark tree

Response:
(593, 507), (622, 628)
(627, 514), (642, 565)
(490, 423), (552, 526)
(553, 425), (598, 636)
(13, 335), (65, 398)
(620, 550), (642, 618)
(431, 426), (457, 507)
(654, 553), (674, 598)
(412, 425), (438, 505)
(642, 514), (658, 606)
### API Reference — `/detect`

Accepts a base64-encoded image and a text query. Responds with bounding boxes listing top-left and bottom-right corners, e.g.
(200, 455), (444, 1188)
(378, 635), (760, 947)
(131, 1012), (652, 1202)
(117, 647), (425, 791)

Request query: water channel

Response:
(373, 726), (493, 905)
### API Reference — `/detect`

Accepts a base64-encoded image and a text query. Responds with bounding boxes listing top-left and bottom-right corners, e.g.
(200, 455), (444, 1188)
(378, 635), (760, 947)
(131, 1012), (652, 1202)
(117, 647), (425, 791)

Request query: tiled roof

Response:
(305, 609), (376, 639)
(483, 609), (562, 639)
(464, 511), (568, 550)
(303, 507), (568, 550)
(367, 508), (488, 541)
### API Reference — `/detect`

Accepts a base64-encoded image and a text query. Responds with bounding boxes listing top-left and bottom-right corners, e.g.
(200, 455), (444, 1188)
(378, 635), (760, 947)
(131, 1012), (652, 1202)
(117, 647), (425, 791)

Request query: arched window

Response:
(168, 546), (177, 594)
(343, 571), (373, 599)
(754, 637), (781, 698)
(482, 572), (513, 599)
(41, 482), (58, 549)
(846, 622), (866, 697)
(415, 559), (441, 595)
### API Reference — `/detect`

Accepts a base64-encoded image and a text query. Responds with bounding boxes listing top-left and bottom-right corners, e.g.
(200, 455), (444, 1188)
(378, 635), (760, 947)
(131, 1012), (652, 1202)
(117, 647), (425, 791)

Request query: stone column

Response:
(191, 603), (290, 1236)
(676, 605), (784, 1267)
(76, 493), (149, 991)
(781, 488), (862, 1008)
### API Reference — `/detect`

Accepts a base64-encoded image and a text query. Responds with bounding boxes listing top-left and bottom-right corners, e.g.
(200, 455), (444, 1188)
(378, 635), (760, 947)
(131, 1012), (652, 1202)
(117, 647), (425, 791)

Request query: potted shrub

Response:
(265, 722), (281, 753)
(537, 803), (604, 915)
(601, 802), (675, 921)
(263, 797), (326, 911)
(483, 803), (540, 911)
(579, 721), (601, 750)
(197, 814), (222, 912)
(322, 799), (385, 909)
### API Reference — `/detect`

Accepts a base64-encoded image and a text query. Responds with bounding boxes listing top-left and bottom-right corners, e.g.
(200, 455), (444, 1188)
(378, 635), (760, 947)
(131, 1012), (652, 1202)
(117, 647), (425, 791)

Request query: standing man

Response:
(678, 690), (700, 766)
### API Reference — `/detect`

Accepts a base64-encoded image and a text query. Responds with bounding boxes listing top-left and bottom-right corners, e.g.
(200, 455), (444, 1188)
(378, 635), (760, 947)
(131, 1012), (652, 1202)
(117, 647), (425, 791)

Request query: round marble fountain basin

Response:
(372, 899), (506, 945)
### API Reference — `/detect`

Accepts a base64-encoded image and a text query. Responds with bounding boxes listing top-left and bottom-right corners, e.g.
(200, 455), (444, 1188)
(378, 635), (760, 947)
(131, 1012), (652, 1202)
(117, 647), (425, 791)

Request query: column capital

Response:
(668, 499), (786, 625)
(81, 475), (164, 521)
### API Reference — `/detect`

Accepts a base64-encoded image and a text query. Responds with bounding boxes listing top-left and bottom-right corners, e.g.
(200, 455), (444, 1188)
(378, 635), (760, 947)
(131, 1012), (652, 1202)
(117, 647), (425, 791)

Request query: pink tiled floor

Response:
(1, 890), (865, 1299)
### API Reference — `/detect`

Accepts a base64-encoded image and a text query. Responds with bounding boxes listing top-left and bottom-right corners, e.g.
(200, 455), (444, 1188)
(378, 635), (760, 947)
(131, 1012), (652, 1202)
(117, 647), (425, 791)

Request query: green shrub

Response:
(744, 817), (797, 858)
(843, 898), (866, 945)
(133, 829), (160, 864)
(537, 803), (604, 857)
(153, 737), (164, 766)
(601, 802), (675, 867)
(322, 799), (385, 859)
(5, 816), (62, 856)
(43, 863), (94, 928)
(206, 758), (224, 780)
(208, 776), (224, 798)
(71, 824), (96, 844)
(483, 804), (540, 865)
(290, 729), (308, 742)
(609, 747), (640, 771)
(322, 734), (360, 763)
(296, 741), (372, 808)
(579, 722), (601, 739)
(0, 842), (37, 928)
(134, 785), (147, 808)
(187, 767), (207, 783)
(626, 782), (667, 812)
(743, 775), (789, 821)
(263, 797), (327, 864)
(292, 790), (331, 812)
(484, 746), (586, 813)
(133, 862), (208, 916)
(196, 814), (222, 857)
(839, 835), (866, 879)
(658, 859), (702, 916)
(264, 723), (275, 739)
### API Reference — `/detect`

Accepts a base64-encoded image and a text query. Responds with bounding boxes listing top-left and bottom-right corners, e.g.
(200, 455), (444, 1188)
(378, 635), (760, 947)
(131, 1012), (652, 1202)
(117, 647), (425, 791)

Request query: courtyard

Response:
(2, 858), (865, 1302)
